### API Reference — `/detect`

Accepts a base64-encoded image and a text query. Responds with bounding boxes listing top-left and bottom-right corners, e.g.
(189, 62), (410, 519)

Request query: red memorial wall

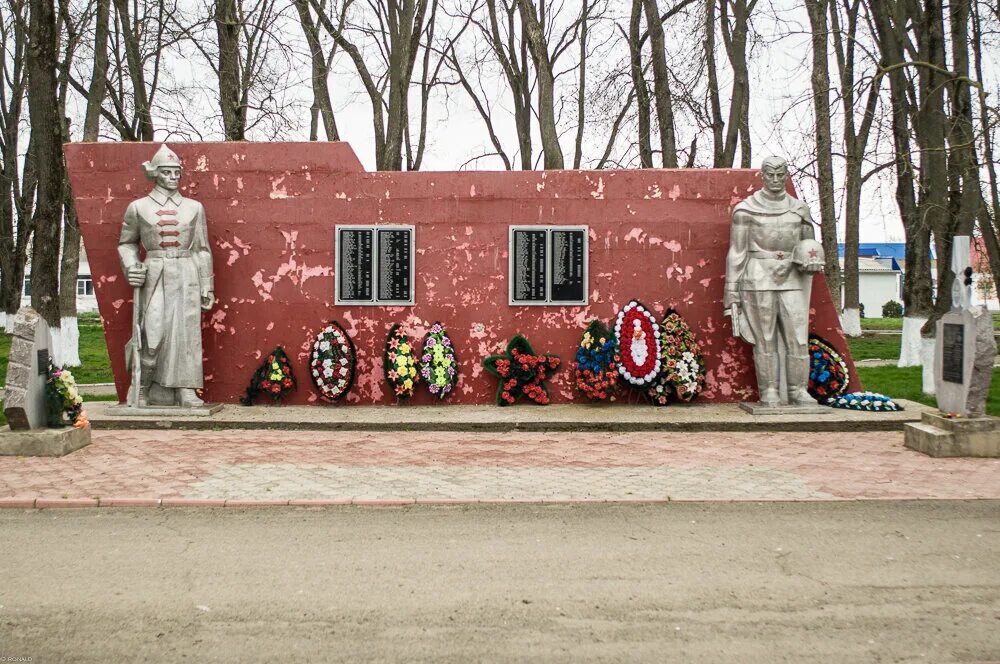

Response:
(64, 142), (859, 405)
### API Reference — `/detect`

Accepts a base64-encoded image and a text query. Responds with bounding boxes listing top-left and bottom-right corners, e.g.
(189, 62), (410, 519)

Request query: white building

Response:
(20, 246), (99, 313)
(839, 256), (902, 318)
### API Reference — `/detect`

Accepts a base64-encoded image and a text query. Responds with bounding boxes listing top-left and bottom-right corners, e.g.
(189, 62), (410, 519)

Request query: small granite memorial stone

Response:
(0, 307), (91, 456)
(3, 307), (51, 430)
(905, 236), (999, 457)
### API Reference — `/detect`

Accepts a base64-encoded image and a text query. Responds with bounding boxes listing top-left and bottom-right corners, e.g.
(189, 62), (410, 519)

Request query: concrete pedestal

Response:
(904, 412), (1000, 458)
(0, 425), (92, 457)
(739, 402), (831, 416)
(105, 403), (224, 417)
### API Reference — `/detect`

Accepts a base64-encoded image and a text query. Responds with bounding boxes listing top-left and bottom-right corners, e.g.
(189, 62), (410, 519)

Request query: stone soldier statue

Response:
(724, 156), (825, 407)
(120, 144), (214, 407)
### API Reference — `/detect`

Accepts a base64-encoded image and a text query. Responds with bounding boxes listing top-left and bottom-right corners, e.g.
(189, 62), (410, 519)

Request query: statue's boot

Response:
(148, 382), (176, 406)
(754, 350), (781, 406)
(177, 388), (205, 408)
(786, 354), (819, 406)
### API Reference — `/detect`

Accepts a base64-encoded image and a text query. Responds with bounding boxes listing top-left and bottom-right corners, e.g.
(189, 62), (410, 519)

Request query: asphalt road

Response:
(1, 502), (998, 663)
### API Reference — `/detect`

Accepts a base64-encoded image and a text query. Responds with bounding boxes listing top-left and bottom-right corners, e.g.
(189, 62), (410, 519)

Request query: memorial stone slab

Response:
(934, 309), (978, 415)
(3, 307), (51, 430)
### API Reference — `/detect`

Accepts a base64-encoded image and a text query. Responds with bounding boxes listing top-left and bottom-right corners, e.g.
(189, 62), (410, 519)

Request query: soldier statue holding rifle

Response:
(120, 144), (214, 408)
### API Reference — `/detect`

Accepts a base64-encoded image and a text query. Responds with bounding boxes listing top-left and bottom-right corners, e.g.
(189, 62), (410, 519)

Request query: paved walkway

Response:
(1, 429), (998, 506)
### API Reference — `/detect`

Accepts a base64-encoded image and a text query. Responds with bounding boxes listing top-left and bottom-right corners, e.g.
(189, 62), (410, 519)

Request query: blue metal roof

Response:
(837, 242), (935, 260)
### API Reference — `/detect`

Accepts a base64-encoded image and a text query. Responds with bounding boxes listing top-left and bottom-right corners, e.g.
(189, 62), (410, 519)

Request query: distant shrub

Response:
(859, 303), (866, 319)
(882, 300), (903, 318)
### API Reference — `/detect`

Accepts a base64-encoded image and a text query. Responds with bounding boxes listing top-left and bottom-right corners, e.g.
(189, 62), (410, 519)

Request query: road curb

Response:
(1, 496), (997, 508)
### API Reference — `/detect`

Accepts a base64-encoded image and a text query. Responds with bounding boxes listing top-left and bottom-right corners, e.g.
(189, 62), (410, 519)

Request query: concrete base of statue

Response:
(0, 425), (92, 457)
(739, 402), (831, 415)
(106, 403), (224, 417)
(904, 412), (1000, 458)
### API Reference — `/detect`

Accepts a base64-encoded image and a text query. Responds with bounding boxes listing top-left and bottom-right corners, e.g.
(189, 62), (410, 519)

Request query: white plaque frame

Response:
(335, 224), (415, 307)
(508, 225), (589, 306)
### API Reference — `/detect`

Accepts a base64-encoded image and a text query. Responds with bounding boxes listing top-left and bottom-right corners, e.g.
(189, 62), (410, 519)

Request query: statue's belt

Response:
(146, 248), (192, 258)
(749, 250), (792, 260)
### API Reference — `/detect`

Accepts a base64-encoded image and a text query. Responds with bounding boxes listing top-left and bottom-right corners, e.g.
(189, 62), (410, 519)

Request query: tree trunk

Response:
(573, 0), (587, 169)
(972, 0), (1000, 305)
(629, 0), (653, 168)
(112, 0), (154, 140)
(719, 0), (755, 168)
(642, 0), (677, 167)
(59, 179), (81, 367)
(215, 0), (245, 141)
(517, 0), (564, 169)
(0, 0), (30, 329)
(27, 0), (63, 331)
(704, 0), (725, 166)
(82, 0), (110, 141)
(804, 0), (841, 307)
(829, 0), (880, 337)
(914, 0), (951, 334)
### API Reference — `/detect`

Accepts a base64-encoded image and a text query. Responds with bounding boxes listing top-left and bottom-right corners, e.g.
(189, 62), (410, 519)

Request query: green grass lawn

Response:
(861, 314), (1000, 331)
(0, 319), (113, 386)
(846, 335), (901, 361)
(857, 366), (1000, 416)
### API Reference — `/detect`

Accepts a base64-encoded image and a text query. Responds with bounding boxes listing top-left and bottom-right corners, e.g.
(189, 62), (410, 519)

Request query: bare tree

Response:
(309, 0), (437, 170)
(972, 0), (1000, 302)
(641, 0), (677, 167)
(829, 0), (883, 336)
(0, 0), (35, 329)
(292, 0), (340, 141)
(804, 0), (840, 306)
(27, 0), (65, 330)
(516, 0), (563, 167)
(705, 0), (756, 167)
(868, 0), (931, 367)
(56, 0), (92, 366)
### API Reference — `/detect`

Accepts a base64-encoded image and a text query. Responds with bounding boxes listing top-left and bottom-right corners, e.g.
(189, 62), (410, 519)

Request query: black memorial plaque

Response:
(338, 228), (373, 302)
(377, 228), (412, 302)
(550, 229), (586, 303)
(942, 322), (965, 384)
(512, 229), (547, 302)
(37, 348), (48, 375)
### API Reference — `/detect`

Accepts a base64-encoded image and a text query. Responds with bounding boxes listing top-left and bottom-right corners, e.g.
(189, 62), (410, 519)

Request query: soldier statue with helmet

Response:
(723, 156), (825, 407)
(119, 144), (215, 408)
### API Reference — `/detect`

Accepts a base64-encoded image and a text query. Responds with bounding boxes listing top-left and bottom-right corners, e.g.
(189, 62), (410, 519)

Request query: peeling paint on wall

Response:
(65, 142), (857, 406)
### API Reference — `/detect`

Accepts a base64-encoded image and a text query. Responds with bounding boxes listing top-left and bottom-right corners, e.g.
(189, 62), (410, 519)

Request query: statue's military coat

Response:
(119, 185), (213, 388)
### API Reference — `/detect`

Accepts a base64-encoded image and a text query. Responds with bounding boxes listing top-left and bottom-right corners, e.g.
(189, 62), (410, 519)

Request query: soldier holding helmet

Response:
(724, 156), (825, 407)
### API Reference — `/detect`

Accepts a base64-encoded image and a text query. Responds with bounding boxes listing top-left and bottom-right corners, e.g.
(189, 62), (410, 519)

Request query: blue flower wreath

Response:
(823, 391), (903, 412)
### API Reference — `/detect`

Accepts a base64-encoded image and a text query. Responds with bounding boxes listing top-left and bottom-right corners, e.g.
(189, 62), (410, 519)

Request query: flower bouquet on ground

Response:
(420, 322), (458, 400)
(647, 309), (706, 406)
(483, 335), (561, 406)
(385, 323), (419, 400)
(310, 321), (356, 402)
(614, 300), (662, 389)
(241, 347), (296, 405)
(574, 319), (619, 402)
(807, 335), (850, 401)
(45, 363), (87, 428)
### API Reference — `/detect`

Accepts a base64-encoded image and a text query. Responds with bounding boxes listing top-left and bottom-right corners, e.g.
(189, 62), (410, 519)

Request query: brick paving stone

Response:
(0, 429), (997, 505)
